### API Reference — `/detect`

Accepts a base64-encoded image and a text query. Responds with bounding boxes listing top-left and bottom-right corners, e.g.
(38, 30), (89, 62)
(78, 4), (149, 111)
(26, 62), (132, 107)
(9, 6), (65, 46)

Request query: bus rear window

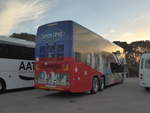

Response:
(40, 46), (47, 57)
(57, 45), (64, 52)
(48, 45), (55, 52)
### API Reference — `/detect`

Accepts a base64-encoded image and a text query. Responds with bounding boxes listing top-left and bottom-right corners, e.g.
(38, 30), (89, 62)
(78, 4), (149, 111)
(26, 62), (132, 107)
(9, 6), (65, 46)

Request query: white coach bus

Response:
(0, 36), (35, 93)
(139, 53), (150, 90)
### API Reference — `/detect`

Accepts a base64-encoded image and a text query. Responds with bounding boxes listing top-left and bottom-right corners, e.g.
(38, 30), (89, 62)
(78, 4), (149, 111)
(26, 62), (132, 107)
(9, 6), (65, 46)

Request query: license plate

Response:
(48, 81), (56, 86)
(45, 84), (56, 87)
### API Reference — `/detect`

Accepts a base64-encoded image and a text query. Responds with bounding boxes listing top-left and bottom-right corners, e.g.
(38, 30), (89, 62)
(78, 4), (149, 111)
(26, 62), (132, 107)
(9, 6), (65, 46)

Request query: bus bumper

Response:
(140, 81), (150, 88)
(35, 84), (71, 92)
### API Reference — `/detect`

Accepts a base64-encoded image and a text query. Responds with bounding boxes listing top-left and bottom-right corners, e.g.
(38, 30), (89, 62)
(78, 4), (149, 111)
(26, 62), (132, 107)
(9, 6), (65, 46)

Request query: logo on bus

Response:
(19, 61), (34, 71)
(39, 31), (65, 43)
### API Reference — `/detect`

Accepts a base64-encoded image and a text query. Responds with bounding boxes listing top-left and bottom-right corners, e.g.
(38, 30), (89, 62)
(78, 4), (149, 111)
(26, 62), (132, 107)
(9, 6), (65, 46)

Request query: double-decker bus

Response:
(35, 21), (126, 94)
(0, 36), (35, 93)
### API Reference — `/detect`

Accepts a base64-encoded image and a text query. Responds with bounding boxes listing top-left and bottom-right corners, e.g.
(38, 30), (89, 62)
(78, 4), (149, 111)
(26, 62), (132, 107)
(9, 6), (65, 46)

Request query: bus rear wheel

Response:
(91, 77), (99, 94)
(0, 79), (5, 93)
(145, 87), (150, 91)
(99, 77), (105, 91)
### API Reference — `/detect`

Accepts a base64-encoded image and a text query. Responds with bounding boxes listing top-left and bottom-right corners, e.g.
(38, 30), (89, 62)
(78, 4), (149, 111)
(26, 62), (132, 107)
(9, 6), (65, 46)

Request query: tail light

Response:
(140, 74), (143, 79)
(63, 64), (69, 71)
(35, 64), (40, 71)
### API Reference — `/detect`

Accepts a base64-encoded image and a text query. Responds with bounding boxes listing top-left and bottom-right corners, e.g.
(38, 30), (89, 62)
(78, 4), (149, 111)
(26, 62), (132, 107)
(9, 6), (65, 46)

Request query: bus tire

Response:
(99, 77), (105, 91)
(0, 79), (6, 93)
(145, 87), (150, 91)
(120, 74), (124, 84)
(91, 77), (99, 94)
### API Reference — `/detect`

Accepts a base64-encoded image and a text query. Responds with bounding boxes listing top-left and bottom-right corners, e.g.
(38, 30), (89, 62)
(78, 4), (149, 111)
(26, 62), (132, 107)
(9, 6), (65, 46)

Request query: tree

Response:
(10, 33), (35, 42)
(114, 40), (150, 77)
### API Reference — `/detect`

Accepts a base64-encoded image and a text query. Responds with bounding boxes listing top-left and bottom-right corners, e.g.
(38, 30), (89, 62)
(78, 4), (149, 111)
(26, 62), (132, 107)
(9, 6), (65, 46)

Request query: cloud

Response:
(103, 13), (150, 43)
(0, 0), (55, 35)
(110, 29), (116, 33)
(114, 27), (150, 42)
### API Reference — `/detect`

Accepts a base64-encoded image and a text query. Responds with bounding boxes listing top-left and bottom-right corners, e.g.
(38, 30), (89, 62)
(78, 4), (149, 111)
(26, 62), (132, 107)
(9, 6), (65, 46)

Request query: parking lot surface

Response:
(0, 78), (150, 113)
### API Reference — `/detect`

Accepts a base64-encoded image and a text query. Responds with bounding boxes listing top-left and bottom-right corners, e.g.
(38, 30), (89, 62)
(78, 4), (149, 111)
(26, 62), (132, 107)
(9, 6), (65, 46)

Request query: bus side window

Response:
(21, 47), (34, 60)
(94, 54), (100, 70)
(0, 44), (7, 58)
(145, 58), (150, 69)
(0, 44), (14, 59)
(10, 45), (18, 59)
(11, 45), (34, 60)
(98, 54), (103, 71)
(0, 43), (34, 60)
(86, 53), (92, 66)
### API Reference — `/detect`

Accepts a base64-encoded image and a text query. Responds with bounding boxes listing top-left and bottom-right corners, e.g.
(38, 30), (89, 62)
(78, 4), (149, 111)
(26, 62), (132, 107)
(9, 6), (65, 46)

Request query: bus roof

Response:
(38, 20), (122, 50)
(0, 36), (35, 48)
(141, 53), (150, 58)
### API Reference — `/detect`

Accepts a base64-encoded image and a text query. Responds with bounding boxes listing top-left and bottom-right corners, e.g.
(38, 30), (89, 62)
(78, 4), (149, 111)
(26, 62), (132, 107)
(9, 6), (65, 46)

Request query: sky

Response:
(0, 0), (150, 43)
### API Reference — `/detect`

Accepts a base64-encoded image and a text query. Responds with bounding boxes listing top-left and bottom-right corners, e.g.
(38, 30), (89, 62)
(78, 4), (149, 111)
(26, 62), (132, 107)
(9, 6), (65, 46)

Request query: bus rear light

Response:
(44, 62), (48, 65)
(36, 58), (39, 62)
(140, 74), (143, 79)
(140, 74), (143, 76)
(140, 77), (143, 79)
(75, 67), (78, 72)
(84, 71), (87, 75)
(77, 77), (80, 80)
(63, 64), (69, 71)
(35, 64), (40, 71)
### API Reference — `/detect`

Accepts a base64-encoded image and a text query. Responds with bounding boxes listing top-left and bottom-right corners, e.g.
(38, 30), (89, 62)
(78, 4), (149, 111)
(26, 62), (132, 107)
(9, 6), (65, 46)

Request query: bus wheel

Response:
(91, 77), (99, 94)
(0, 79), (5, 93)
(99, 77), (105, 91)
(145, 87), (150, 91)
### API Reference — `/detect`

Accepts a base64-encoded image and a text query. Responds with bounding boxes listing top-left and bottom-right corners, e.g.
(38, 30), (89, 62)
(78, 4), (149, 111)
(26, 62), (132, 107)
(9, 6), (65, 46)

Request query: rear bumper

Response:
(35, 84), (70, 92)
(139, 81), (150, 87)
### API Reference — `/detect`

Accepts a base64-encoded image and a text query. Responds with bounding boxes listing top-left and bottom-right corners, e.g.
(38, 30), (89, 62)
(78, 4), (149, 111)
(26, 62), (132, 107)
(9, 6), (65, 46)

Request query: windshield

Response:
(145, 58), (150, 69)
